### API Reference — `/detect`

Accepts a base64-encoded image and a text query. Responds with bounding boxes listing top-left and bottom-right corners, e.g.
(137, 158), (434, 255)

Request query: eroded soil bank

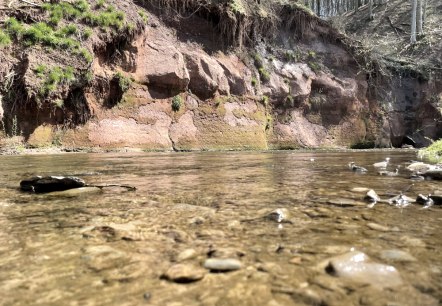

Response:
(0, 0), (441, 152)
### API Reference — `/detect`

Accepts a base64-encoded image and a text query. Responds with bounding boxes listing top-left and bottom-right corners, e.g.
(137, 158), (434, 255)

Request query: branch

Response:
(87, 184), (137, 191)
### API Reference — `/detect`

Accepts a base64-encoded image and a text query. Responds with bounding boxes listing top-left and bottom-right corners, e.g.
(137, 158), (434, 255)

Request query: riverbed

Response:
(0, 150), (440, 305)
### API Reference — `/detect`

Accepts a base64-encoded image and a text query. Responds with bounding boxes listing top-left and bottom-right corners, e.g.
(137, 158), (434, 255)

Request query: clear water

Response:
(0, 151), (440, 305)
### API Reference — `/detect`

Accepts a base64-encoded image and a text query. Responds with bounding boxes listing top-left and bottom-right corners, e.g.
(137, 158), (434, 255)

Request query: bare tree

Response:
(411, 0), (417, 44)
(417, 0), (423, 35)
(369, 0), (373, 19)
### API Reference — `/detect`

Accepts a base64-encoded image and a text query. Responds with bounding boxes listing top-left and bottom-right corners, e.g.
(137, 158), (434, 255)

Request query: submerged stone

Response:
(380, 249), (417, 262)
(162, 264), (205, 283)
(20, 176), (85, 193)
(325, 251), (402, 289)
(45, 187), (101, 197)
(204, 258), (242, 272)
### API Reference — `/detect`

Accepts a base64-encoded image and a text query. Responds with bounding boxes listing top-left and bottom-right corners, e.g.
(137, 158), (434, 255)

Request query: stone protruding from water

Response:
(20, 176), (86, 193)
(364, 189), (380, 203)
(204, 258), (242, 272)
(325, 251), (403, 289)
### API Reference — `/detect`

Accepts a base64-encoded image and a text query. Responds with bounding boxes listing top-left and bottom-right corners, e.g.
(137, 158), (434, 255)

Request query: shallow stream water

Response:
(0, 150), (441, 305)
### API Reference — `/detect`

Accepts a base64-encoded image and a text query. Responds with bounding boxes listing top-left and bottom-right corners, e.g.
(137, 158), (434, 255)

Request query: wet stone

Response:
(364, 189), (380, 203)
(204, 258), (242, 272)
(265, 208), (290, 223)
(20, 176), (86, 193)
(350, 187), (371, 193)
(367, 222), (397, 232)
(327, 198), (364, 207)
(45, 187), (101, 198)
(162, 264), (206, 283)
(325, 251), (403, 289)
(380, 249), (417, 262)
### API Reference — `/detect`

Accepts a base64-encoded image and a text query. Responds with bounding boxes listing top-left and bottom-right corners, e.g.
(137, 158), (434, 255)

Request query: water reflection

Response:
(0, 151), (441, 305)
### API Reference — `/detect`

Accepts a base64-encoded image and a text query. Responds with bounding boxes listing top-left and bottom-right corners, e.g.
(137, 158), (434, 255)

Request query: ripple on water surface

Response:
(0, 151), (441, 305)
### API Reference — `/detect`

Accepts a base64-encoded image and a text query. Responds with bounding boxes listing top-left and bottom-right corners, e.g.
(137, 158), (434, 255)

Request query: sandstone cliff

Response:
(0, 0), (440, 151)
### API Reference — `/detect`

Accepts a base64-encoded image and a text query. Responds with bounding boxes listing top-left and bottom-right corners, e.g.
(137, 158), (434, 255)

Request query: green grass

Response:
(0, 29), (11, 46)
(138, 10), (149, 24)
(172, 95), (182, 112)
(251, 77), (258, 87)
(38, 66), (76, 97)
(258, 67), (270, 83)
(114, 72), (132, 92)
(83, 6), (125, 29)
(419, 139), (442, 162)
(33, 64), (47, 77)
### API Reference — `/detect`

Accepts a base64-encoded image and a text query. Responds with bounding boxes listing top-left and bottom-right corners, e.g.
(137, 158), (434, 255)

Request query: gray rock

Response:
(380, 249), (417, 262)
(325, 251), (403, 289)
(204, 258), (242, 272)
(163, 264), (205, 283)
(422, 169), (442, 180)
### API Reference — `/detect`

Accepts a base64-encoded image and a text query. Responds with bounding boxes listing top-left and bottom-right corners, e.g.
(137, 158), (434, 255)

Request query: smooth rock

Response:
(20, 176), (85, 193)
(430, 190), (442, 205)
(367, 222), (397, 232)
(350, 187), (370, 193)
(422, 169), (442, 180)
(204, 258), (242, 272)
(380, 249), (417, 262)
(176, 249), (197, 262)
(45, 187), (101, 197)
(162, 264), (205, 283)
(406, 162), (432, 172)
(327, 198), (363, 207)
(325, 251), (403, 289)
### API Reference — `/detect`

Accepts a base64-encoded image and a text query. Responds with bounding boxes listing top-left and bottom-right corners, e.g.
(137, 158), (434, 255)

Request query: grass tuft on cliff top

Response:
(419, 140), (442, 162)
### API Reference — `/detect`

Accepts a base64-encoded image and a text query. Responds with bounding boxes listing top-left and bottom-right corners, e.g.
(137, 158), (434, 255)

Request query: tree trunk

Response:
(422, 0), (427, 26)
(411, 0), (417, 44)
(369, 0), (373, 19)
(417, 0), (423, 35)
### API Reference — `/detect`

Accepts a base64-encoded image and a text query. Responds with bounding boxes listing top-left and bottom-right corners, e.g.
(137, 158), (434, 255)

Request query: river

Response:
(0, 150), (440, 305)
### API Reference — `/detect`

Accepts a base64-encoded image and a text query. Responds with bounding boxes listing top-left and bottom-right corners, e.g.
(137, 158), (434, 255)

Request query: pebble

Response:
(162, 264), (205, 283)
(327, 198), (363, 207)
(176, 249), (197, 262)
(367, 222), (397, 232)
(204, 258), (242, 272)
(350, 187), (371, 193)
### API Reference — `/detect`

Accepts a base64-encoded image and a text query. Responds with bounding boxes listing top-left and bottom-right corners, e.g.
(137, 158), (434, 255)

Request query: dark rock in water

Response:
(422, 169), (442, 180)
(20, 176), (85, 193)
(416, 194), (431, 205)
(430, 190), (442, 205)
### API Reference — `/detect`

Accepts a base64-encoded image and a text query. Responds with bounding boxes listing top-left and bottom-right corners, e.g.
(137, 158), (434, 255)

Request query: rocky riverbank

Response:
(0, 0), (440, 151)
